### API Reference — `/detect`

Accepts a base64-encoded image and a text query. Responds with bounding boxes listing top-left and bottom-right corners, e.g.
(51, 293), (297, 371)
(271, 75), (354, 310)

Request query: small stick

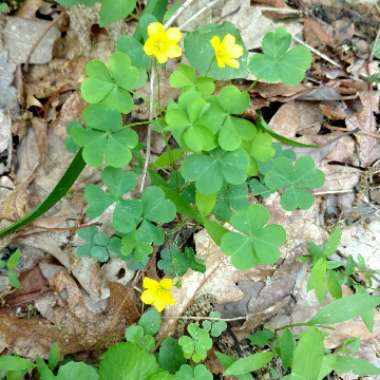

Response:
(179, 0), (223, 30)
(162, 315), (247, 322)
(165, 0), (196, 28)
(292, 35), (342, 69)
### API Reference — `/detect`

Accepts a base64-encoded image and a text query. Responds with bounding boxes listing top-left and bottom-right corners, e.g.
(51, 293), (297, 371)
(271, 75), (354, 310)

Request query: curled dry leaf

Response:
(0, 269), (139, 359)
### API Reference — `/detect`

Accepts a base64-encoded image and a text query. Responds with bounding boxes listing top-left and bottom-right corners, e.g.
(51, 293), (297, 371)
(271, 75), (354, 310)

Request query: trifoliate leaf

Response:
(178, 323), (213, 363)
(249, 28), (312, 85)
(221, 204), (286, 269)
(159, 337), (186, 373)
(180, 149), (249, 194)
(69, 105), (138, 167)
(184, 22), (248, 80)
(99, 342), (158, 380)
(169, 64), (215, 96)
(125, 325), (155, 351)
(249, 178), (274, 198)
(175, 364), (213, 380)
(81, 52), (146, 113)
(76, 227), (121, 263)
(250, 131), (276, 162)
(142, 186), (176, 224)
(201, 312), (227, 338)
(214, 184), (249, 221)
(264, 155), (325, 211)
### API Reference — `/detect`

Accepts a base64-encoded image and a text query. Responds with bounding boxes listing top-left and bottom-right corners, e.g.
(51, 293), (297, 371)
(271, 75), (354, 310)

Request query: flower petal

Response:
(143, 277), (159, 290)
(141, 289), (156, 305)
(143, 38), (155, 56)
(153, 298), (166, 312)
(159, 278), (173, 290)
(167, 27), (182, 43)
(167, 44), (182, 59)
(215, 55), (226, 68)
(147, 22), (165, 37)
(210, 36), (221, 50)
(156, 52), (169, 64)
(226, 58), (240, 69)
(161, 291), (175, 305)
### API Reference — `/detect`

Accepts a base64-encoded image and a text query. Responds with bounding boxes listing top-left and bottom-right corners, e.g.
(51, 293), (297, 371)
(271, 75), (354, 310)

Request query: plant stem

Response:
(139, 67), (156, 193)
(164, 0), (196, 28)
(275, 322), (335, 331)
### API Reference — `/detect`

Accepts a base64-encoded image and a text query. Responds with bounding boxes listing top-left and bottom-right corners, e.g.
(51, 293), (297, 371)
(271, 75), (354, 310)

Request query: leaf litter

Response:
(0, 0), (379, 378)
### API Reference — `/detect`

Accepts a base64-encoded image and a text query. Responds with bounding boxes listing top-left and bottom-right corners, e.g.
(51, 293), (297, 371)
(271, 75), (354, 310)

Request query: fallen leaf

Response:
(0, 271), (139, 359)
(304, 17), (334, 48)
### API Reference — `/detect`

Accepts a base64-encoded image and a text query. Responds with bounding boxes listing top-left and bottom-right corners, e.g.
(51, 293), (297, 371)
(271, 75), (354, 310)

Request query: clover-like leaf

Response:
(125, 325), (155, 352)
(221, 204), (286, 269)
(184, 22), (248, 80)
(158, 246), (205, 277)
(169, 64), (215, 96)
(81, 52), (146, 113)
(76, 227), (121, 263)
(120, 231), (153, 269)
(69, 105), (138, 167)
(175, 364), (213, 380)
(180, 148), (249, 194)
(250, 131), (276, 162)
(142, 186), (177, 224)
(214, 184), (249, 221)
(84, 167), (138, 224)
(117, 35), (151, 71)
(202, 312), (227, 338)
(263, 155), (325, 211)
(165, 90), (216, 152)
(178, 323), (213, 363)
(249, 28), (312, 85)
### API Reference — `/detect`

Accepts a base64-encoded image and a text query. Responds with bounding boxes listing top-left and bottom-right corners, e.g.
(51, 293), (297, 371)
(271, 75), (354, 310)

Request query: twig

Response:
(314, 189), (354, 196)
(162, 315), (247, 322)
(164, 0), (196, 28)
(179, 0), (223, 30)
(24, 13), (63, 71)
(292, 35), (342, 69)
(139, 68), (156, 193)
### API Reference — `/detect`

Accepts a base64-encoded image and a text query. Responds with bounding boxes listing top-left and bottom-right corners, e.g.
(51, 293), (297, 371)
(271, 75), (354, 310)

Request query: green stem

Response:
(0, 150), (86, 238)
(275, 322), (335, 331)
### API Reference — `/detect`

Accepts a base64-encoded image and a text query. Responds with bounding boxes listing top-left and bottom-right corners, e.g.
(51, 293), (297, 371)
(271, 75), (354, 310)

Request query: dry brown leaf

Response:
(346, 91), (380, 167)
(304, 17), (334, 48)
(0, 273), (139, 359)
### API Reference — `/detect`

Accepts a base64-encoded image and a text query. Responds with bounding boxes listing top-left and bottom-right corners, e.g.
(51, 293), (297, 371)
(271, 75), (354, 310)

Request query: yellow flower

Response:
(140, 277), (175, 312)
(210, 34), (244, 69)
(143, 22), (182, 64)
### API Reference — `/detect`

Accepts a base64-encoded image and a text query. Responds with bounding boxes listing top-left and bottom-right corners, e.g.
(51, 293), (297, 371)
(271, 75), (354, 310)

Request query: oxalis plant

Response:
(1, 1), (380, 379)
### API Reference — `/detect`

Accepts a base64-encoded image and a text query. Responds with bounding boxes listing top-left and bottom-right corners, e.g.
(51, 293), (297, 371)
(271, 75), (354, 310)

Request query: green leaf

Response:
(0, 3), (9, 12)
(224, 352), (273, 376)
(139, 307), (161, 335)
(264, 155), (324, 211)
(175, 364), (212, 380)
(309, 293), (380, 328)
(248, 329), (275, 348)
(6, 249), (21, 270)
(0, 150), (86, 238)
(322, 226), (341, 257)
(99, 0), (136, 26)
(307, 257), (328, 303)
(117, 35), (151, 71)
(214, 184), (249, 221)
(57, 362), (99, 380)
(290, 327), (324, 380)
(48, 342), (60, 370)
(221, 204), (286, 269)
(329, 355), (380, 376)
(56, 0), (97, 6)
(0, 356), (34, 372)
(249, 28), (312, 85)
(374, 39), (380, 59)
(158, 337), (186, 373)
(181, 149), (249, 195)
(7, 270), (21, 289)
(81, 52), (145, 113)
(217, 85), (250, 115)
(151, 148), (186, 170)
(125, 325), (155, 351)
(99, 342), (158, 380)
(202, 312), (227, 338)
(142, 186), (176, 224)
(196, 191), (217, 216)
(250, 132), (276, 162)
(143, 0), (168, 21)
(84, 185), (114, 219)
(185, 22), (248, 80)
(178, 323), (213, 363)
(169, 64), (215, 96)
(276, 329), (294, 369)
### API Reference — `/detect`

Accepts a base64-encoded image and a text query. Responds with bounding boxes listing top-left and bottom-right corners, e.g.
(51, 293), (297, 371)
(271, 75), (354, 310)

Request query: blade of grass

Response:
(0, 150), (86, 238)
